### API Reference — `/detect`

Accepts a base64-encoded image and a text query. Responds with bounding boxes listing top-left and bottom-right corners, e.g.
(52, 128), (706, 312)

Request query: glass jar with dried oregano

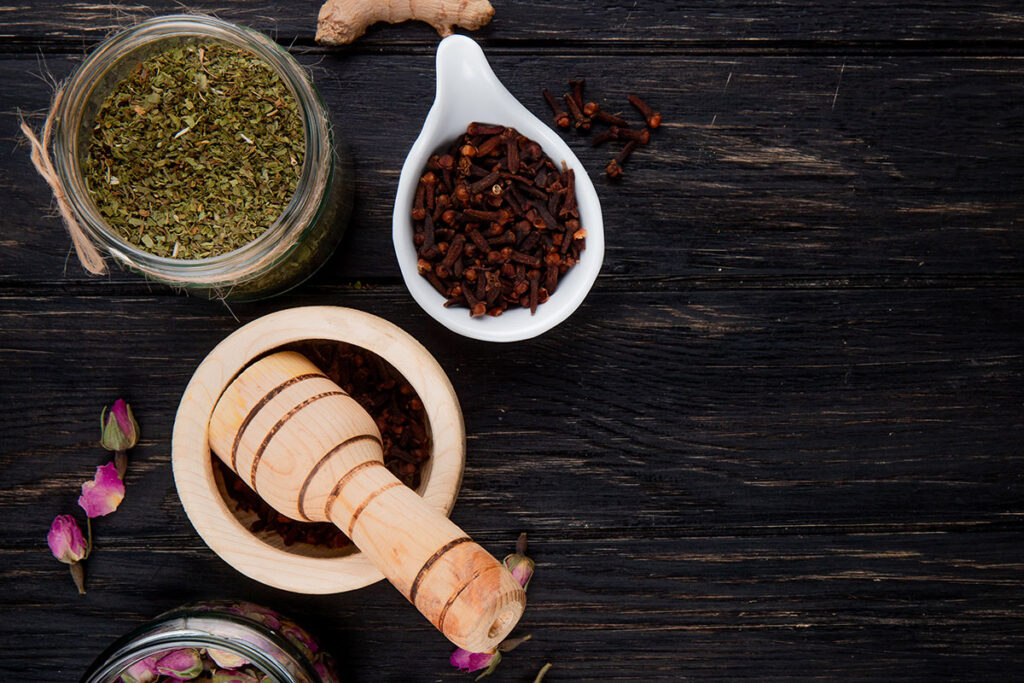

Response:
(51, 15), (352, 301)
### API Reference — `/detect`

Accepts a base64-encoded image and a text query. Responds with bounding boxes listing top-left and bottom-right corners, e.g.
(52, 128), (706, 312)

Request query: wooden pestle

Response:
(208, 351), (525, 652)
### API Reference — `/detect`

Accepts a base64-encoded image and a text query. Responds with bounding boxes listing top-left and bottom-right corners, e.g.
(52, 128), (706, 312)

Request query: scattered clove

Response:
(562, 93), (591, 131)
(542, 88), (571, 129)
(618, 126), (651, 145)
(569, 78), (586, 109)
(585, 102), (630, 128)
(606, 140), (639, 179)
(628, 93), (662, 129)
(541, 80), (662, 180)
(591, 126), (621, 147)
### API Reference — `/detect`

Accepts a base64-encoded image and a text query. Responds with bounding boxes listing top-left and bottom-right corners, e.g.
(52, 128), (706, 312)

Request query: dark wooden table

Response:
(3, 2), (1024, 680)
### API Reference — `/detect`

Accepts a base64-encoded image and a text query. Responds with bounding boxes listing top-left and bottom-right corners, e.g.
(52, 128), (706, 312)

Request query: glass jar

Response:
(80, 601), (339, 682)
(52, 15), (352, 301)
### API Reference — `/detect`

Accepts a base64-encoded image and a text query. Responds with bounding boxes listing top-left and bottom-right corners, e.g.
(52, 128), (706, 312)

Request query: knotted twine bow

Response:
(19, 89), (108, 275)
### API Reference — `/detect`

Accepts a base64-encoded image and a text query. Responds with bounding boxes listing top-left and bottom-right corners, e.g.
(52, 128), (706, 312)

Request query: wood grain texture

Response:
(3, 1), (1024, 45)
(2, 0), (1023, 680)
(1, 288), (1022, 678)
(5, 53), (1023, 285)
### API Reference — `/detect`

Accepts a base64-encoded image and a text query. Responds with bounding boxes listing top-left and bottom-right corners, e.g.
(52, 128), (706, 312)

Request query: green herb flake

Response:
(83, 42), (305, 259)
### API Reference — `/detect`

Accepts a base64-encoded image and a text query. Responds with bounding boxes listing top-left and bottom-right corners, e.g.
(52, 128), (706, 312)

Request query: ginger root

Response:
(317, 0), (495, 45)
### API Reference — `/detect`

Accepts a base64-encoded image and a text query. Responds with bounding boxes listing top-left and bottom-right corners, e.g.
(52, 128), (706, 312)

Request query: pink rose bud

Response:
(101, 399), (139, 477)
(210, 672), (259, 683)
(208, 648), (249, 669)
(47, 515), (88, 564)
(121, 656), (158, 683)
(228, 603), (281, 630)
(280, 622), (319, 656)
(451, 648), (501, 677)
(48, 514), (89, 594)
(78, 462), (125, 518)
(503, 532), (534, 590)
(154, 648), (203, 679)
(100, 399), (139, 452)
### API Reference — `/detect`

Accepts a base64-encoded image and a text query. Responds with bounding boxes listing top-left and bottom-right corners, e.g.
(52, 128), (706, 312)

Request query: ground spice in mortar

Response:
(216, 341), (431, 549)
(83, 41), (305, 259)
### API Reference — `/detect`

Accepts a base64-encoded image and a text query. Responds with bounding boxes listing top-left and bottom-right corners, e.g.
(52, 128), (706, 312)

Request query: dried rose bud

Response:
(100, 399), (139, 477)
(47, 514), (89, 594)
(47, 515), (88, 564)
(228, 603), (281, 629)
(450, 648), (501, 678)
(313, 661), (334, 680)
(154, 648), (203, 679)
(78, 462), (125, 518)
(208, 649), (249, 669)
(210, 671), (260, 683)
(120, 656), (158, 683)
(451, 634), (532, 680)
(280, 621), (319, 657)
(503, 533), (535, 590)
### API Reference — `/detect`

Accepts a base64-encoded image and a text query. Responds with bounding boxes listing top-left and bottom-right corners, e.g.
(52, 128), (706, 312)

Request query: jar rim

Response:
(51, 14), (334, 287)
(79, 603), (322, 683)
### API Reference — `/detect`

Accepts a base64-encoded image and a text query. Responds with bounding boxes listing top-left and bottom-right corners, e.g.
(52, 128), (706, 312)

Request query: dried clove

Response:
(618, 126), (651, 145)
(583, 102), (630, 128)
(542, 78), (663, 182)
(413, 123), (584, 317)
(569, 78), (586, 110)
(605, 140), (639, 179)
(542, 88), (571, 129)
(628, 93), (662, 129)
(591, 126), (622, 147)
(562, 93), (591, 131)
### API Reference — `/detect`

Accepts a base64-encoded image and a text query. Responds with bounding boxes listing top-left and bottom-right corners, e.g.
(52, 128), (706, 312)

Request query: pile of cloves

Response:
(412, 122), (584, 317)
(542, 79), (661, 178)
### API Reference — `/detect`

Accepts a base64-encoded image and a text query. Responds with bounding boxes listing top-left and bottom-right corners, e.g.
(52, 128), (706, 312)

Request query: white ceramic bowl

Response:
(392, 35), (604, 342)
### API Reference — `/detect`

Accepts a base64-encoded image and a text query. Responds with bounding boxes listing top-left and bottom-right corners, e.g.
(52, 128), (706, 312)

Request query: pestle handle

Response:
(208, 351), (525, 652)
(327, 458), (524, 652)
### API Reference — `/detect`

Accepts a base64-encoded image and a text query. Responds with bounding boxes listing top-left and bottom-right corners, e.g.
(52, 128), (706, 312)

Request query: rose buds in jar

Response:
(411, 122), (585, 317)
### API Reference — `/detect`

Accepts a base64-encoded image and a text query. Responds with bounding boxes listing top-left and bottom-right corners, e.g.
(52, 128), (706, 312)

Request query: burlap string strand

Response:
(19, 90), (108, 275)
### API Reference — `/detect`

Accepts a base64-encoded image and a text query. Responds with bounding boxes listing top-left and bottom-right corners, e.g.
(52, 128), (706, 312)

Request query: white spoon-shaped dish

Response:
(393, 35), (604, 342)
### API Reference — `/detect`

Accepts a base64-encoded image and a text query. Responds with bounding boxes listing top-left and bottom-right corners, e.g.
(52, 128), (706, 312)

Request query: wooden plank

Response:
(5, 53), (1023, 285)
(1, 532), (1022, 678)
(3, 1), (1024, 45)
(2, 287), (1021, 537)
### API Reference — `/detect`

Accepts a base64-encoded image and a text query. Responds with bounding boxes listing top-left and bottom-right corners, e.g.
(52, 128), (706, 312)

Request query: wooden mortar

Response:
(207, 350), (525, 651)
(172, 308), (468, 596)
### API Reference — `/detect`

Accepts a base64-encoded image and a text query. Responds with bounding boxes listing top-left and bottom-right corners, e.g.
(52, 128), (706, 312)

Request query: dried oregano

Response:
(83, 41), (305, 259)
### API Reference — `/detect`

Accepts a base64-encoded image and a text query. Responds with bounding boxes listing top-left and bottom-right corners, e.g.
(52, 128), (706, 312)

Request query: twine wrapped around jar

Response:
(19, 89), (108, 276)
(19, 15), (352, 299)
